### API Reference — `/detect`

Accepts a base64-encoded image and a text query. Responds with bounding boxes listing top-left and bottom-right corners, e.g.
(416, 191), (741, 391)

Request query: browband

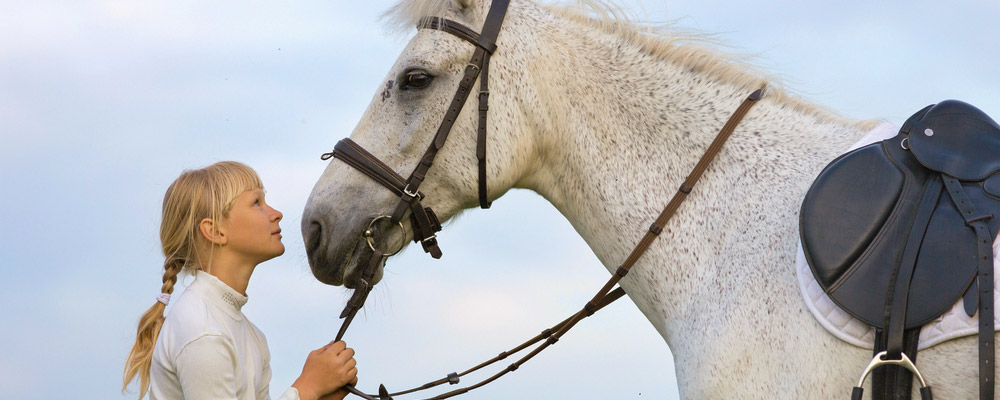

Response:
(417, 17), (497, 54)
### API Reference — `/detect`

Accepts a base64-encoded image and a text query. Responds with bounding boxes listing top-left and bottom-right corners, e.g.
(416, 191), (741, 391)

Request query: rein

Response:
(320, 1), (765, 397)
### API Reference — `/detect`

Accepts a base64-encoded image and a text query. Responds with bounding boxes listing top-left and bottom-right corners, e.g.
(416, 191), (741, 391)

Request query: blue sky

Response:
(0, 1), (997, 399)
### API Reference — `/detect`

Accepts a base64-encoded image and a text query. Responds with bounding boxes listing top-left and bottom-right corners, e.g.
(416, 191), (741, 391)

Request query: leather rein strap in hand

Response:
(328, 86), (764, 400)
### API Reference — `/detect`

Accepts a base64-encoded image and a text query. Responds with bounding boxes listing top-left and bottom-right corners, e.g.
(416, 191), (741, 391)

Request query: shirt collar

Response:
(189, 270), (249, 319)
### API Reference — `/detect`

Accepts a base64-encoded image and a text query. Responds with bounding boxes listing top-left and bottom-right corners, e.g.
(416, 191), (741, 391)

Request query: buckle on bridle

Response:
(421, 234), (438, 244)
(403, 183), (419, 199)
(363, 215), (406, 256)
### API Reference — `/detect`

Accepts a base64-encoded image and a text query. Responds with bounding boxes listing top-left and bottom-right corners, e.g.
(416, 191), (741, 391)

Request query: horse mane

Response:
(383, 0), (876, 129)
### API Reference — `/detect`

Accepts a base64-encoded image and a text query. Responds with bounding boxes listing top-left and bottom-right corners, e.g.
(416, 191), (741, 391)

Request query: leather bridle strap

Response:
(404, 5), (510, 214)
(323, 139), (421, 199)
(334, 88), (764, 400)
(322, 0), (509, 261)
(418, 16), (497, 209)
(335, 248), (384, 342)
(379, 287), (627, 399)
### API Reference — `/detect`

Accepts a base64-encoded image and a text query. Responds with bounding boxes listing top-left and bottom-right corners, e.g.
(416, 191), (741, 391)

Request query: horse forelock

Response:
(381, 0), (461, 35)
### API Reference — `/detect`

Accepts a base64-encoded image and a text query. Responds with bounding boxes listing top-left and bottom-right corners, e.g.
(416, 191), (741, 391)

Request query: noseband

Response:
(320, 0), (765, 398)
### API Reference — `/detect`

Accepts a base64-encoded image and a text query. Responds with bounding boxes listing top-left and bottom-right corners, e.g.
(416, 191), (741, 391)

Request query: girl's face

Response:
(221, 189), (284, 264)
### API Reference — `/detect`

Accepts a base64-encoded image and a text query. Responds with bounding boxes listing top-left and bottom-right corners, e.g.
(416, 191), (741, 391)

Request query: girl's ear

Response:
(199, 218), (227, 246)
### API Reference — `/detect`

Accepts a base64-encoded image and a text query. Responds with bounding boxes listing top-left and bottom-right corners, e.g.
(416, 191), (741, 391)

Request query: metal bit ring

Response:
(363, 215), (406, 256)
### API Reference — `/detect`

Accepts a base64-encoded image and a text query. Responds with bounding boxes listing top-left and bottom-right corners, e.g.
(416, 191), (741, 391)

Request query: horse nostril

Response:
(306, 220), (323, 255)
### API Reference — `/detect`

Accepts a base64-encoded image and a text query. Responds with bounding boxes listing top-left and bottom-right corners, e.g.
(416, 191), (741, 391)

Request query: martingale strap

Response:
(330, 88), (764, 400)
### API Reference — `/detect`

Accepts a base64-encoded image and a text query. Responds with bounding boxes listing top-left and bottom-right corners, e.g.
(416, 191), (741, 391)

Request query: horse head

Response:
(302, 0), (541, 288)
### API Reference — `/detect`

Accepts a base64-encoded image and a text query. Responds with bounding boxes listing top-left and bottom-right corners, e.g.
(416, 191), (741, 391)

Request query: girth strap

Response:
(942, 176), (995, 400)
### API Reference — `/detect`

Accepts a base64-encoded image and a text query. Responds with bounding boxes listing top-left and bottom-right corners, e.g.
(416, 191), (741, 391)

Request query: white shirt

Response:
(150, 270), (299, 400)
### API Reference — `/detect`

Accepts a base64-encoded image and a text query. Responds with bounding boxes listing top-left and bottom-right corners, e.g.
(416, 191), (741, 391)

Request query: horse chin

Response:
(310, 237), (385, 289)
(343, 252), (386, 289)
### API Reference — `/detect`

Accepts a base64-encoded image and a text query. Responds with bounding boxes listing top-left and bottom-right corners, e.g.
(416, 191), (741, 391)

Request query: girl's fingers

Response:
(336, 347), (355, 361)
(320, 340), (346, 353)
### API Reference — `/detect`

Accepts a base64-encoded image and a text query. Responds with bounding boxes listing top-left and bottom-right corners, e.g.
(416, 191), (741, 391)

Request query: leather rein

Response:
(320, 1), (764, 398)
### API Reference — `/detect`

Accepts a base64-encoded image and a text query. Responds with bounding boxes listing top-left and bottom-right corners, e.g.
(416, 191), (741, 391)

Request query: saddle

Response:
(800, 100), (1000, 400)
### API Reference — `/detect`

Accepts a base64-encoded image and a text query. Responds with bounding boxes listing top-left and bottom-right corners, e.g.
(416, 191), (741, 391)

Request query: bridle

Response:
(320, 0), (765, 398)
(320, 0), (508, 261)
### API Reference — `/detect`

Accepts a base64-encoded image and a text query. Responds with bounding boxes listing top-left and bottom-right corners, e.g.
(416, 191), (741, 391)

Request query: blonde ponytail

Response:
(122, 161), (263, 398)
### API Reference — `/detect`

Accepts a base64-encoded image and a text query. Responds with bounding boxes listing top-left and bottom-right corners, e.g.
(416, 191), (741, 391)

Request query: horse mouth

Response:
(311, 236), (385, 289)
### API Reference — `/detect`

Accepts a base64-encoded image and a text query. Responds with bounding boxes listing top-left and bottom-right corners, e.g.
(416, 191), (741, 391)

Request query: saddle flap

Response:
(907, 100), (1000, 181)
(800, 142), (904, 287)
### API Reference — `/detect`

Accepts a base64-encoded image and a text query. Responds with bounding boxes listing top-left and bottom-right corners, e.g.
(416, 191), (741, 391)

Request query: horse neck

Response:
(515, 9), (874, 345)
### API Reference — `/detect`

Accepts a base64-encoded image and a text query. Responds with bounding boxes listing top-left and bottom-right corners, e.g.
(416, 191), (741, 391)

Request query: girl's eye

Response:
(400, 70), (433, 90)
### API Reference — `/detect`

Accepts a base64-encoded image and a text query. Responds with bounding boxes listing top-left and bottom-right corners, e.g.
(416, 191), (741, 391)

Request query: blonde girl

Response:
(123, 161), (357, 400)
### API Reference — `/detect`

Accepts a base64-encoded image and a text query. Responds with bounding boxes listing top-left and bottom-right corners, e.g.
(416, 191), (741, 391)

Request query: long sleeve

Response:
(175, 334), (241, 399)
(276, 387), (300, 400)
(260, 345), (301, 400)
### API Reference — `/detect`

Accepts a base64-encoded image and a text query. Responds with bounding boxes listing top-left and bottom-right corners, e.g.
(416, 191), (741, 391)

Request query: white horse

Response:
(302, 0), (992, 398)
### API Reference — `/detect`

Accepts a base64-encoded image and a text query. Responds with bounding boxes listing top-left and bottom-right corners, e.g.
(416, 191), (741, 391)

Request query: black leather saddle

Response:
(800, 100), (1000, 400)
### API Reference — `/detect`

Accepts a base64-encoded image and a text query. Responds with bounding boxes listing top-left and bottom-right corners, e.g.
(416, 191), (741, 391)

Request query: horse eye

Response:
(401, 70), (433, 90)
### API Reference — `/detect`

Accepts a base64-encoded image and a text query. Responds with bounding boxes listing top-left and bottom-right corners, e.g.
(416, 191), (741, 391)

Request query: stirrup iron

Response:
(852, 351), (932, 400)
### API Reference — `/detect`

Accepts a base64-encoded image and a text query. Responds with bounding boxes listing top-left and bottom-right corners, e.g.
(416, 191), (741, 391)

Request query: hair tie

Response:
(156, 293), (171, 306)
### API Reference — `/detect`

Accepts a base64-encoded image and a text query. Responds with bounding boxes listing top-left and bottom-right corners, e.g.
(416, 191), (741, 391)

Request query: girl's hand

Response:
(292, 341), (358, 400)
(319, 376), (359, 400)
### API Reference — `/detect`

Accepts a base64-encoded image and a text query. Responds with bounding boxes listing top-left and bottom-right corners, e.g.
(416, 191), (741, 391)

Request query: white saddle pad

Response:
(796, 123), (1000, 350)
